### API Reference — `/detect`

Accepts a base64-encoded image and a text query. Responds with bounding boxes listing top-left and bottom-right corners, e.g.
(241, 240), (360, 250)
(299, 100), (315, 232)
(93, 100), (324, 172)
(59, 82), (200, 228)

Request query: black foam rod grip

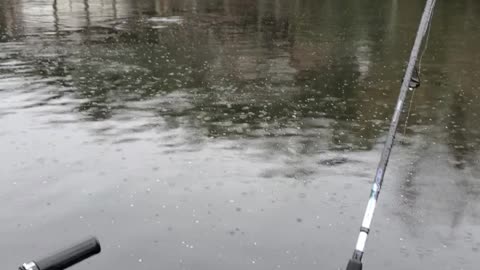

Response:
(35, 237), (101, 270)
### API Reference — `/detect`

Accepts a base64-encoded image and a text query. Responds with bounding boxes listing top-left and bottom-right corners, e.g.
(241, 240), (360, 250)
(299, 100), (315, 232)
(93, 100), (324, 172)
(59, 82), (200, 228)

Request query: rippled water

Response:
(1, 0), (480, 269)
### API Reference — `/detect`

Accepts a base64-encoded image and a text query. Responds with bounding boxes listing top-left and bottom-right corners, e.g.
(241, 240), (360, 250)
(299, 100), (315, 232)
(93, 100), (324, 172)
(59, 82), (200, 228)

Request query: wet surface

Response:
(1, 0), (480, 269)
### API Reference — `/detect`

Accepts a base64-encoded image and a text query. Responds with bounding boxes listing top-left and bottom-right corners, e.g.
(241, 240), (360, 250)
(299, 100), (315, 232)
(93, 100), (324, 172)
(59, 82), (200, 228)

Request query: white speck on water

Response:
(138, 258), (142, 263)
(228, 199), (235, 203)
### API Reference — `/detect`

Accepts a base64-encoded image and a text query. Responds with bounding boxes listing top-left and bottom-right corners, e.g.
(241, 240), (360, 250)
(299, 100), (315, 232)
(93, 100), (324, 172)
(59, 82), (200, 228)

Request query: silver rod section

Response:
(350, 0), (437, 262)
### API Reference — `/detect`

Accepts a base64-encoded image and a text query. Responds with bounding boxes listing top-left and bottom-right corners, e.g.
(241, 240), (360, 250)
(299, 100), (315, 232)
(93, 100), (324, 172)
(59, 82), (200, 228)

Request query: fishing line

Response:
(403, 5), (434, 135)
(403, 88), (416, 135)
(418, 5), (434, 74)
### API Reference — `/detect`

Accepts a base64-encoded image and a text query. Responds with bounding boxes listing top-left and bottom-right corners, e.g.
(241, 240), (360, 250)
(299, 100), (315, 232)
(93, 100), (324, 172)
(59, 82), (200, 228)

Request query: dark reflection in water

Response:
(1, 0), (422, 150)
(1, 1), (480, 270)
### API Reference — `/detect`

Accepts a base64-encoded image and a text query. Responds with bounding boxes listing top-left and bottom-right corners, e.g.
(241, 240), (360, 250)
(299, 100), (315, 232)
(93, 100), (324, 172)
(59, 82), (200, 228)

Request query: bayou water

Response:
(1, 0), (479, 269)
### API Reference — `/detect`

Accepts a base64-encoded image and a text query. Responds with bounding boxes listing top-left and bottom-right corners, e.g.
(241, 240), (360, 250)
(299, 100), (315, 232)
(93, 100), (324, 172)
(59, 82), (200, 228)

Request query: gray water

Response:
(1, 0), (480, 269)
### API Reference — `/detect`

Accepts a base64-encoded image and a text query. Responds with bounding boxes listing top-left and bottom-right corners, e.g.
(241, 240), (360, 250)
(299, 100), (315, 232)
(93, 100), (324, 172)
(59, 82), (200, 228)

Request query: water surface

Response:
(1, 0), (480, 269)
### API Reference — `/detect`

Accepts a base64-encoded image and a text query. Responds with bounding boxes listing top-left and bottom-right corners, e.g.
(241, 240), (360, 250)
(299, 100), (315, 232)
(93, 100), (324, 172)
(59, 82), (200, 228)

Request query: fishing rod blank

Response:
(346, 0), (437, 269)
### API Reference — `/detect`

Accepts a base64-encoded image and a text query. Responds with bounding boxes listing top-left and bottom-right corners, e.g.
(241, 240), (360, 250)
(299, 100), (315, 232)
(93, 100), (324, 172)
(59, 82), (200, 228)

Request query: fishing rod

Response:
(18, 237), (101, 270)
(346, 0), (437, 269)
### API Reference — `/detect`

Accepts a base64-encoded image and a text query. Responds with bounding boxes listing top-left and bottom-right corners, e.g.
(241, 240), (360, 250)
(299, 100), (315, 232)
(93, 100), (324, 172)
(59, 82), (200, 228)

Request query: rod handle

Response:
(346, 258), (363, 270)
(30, 237), (101, 270)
